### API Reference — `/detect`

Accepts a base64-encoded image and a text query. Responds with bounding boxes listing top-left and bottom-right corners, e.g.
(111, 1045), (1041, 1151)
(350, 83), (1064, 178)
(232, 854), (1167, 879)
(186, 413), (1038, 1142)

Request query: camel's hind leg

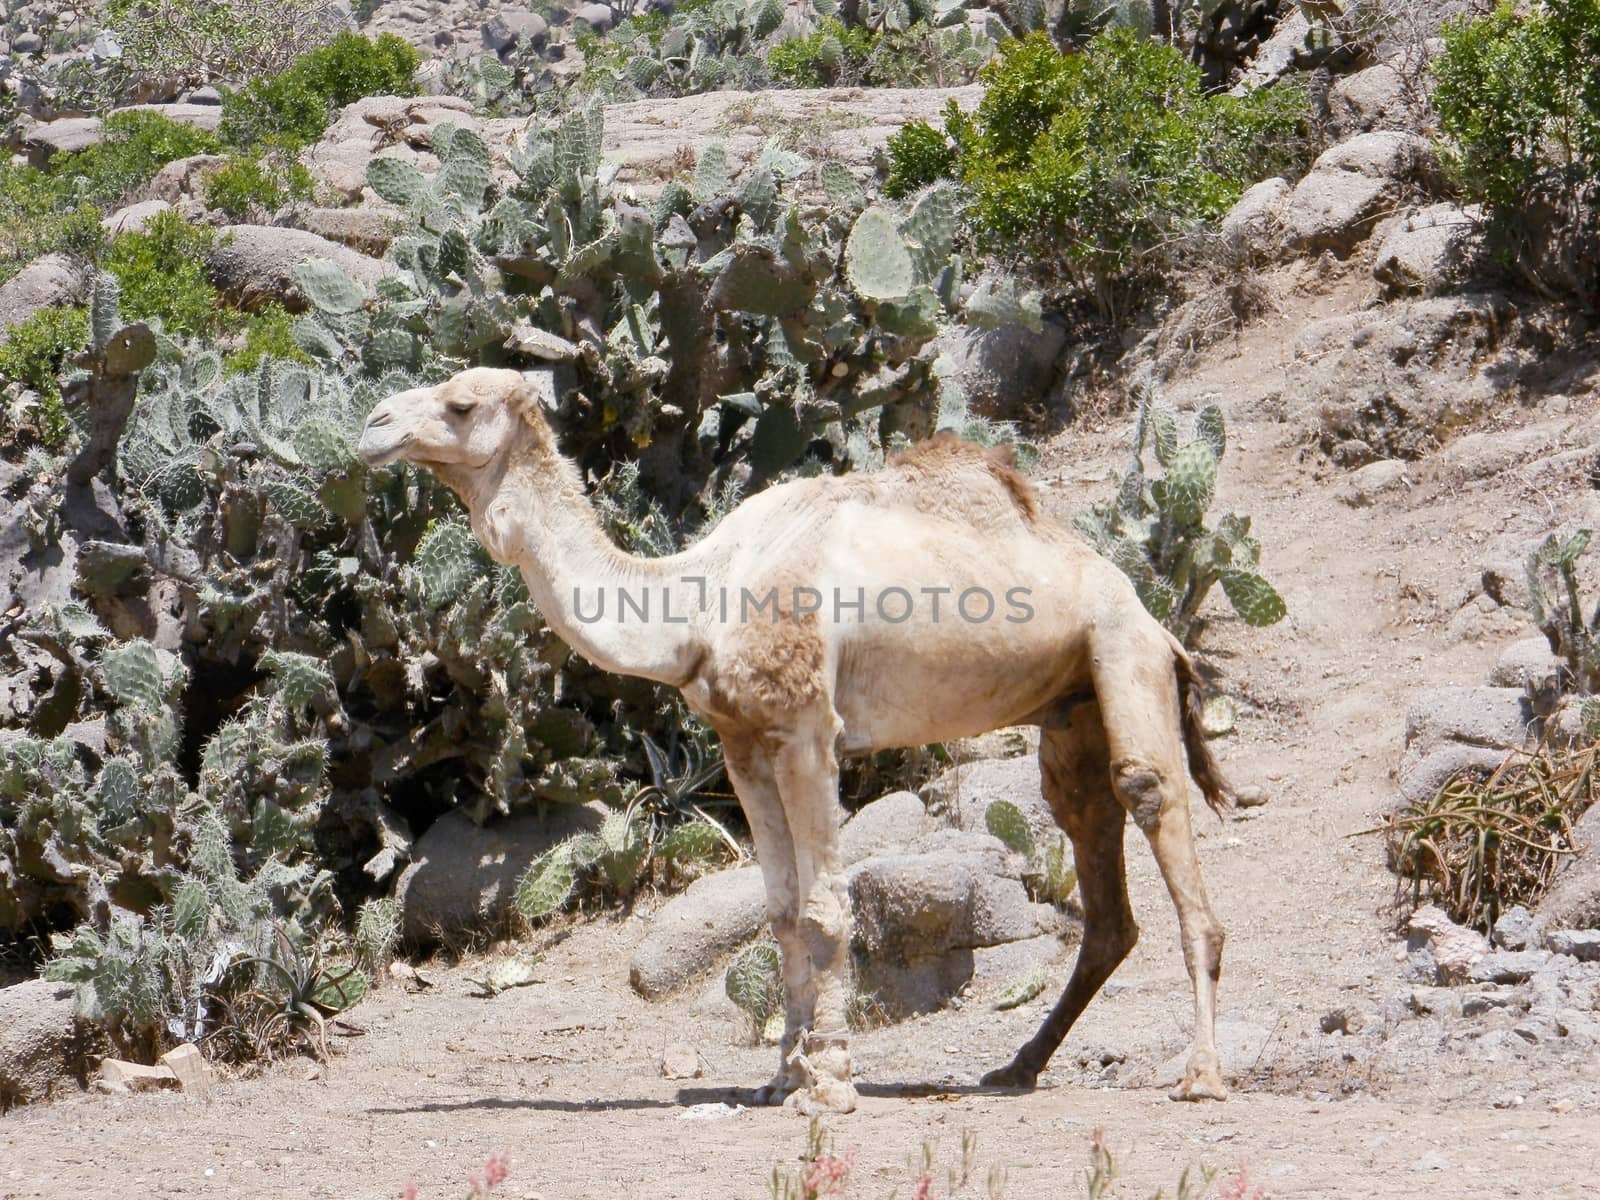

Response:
(982, 700), (1137, 1088)
(1091, 629), (1228, 1102)
(723, 738), (812, 1105)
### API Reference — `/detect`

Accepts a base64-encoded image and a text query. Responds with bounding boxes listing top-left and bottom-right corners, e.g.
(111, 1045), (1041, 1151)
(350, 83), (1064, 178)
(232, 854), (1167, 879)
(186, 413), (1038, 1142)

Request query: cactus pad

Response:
(985, 799), (1036, 858)
(1219, 569), (1287, 627)
(845, 207), (915, 301)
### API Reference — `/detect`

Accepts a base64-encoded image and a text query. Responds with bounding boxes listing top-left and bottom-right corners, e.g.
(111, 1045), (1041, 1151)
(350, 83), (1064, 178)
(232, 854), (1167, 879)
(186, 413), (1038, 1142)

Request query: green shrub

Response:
(204, 151), (315, 220)
(0, 306), (87, 447)
(103, 210), (220, 339)
(946, 30), (1306, 320)
(1432, 0), (1600, 307)
(882, 119), (958, 199)
(106, 0), (346, 92)
(219, 32), (421, 150)
(224, 304), (313, 373)
(768, 18), (879, 86)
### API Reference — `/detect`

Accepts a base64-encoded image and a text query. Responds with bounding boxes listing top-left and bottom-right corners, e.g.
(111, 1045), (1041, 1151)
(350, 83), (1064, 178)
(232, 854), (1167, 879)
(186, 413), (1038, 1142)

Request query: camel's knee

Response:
(799, 885), (849, 959)
(1109, 758), (1169, 833)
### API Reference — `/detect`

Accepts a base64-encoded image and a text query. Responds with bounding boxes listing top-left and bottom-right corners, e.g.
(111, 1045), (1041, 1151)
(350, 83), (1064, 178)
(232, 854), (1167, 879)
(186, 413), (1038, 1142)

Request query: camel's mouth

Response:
(356, 427), (413, 467)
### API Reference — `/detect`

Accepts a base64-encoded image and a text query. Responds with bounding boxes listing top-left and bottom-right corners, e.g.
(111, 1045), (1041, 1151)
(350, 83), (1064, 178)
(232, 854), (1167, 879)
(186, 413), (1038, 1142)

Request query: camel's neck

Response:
(458, 424), (704, 686)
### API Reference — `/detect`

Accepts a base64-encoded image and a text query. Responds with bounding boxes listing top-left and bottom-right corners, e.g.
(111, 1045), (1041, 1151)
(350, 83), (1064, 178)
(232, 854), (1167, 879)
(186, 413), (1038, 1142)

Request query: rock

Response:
(151, 154), (228, 203)
(629, 866), (767, 999)
(1337, 459), (1409, 508)
(0, 253), (85, 334)
(206, 225), (391, 313)
(572, 2), (615, 31)
(1319, 1007), (1365, 1035)
(101, 199), (172, 237)
(839, 790), (929, 867)
(1489, 639), (1563, 691)
(1440, 426), (1559, 483)
(21, 116), (103, 166)
(1327, 64), (1419, 140)
(924, 755), (1059, 853)
(1546, 929), (1600, 962)
(933, 318), (1066, 421)
(482, 10), (548, 51)
(13, 32), (43, 53)
(1493, 906), (1536, 951)
(658, 1043), (701, 1079)
(121, 102), (225, 133)
(1407, 905), (1488, 983)
(97, 1058), (179, 1094)
(1402, 687), (1533, 767)
(1397, 743), (1509, 808)
(1233, 785), (1268, 808)
(187, 86), (222, 105)
(1468, 950), (1551, 984)
(1372, 203), (1483, 297)
(394, 803), (606, 944)
(1219, 177), (1291, 254)
(1280, 132), (1438, 257)
(1462, 990), (1521, 1017)
(1297, 292), (1520, 461)
(159, 1043), (213, 1095)
(292, 207), (405, 256)
(0, 980), (87, 1107)
(970, 932), (1063, 983)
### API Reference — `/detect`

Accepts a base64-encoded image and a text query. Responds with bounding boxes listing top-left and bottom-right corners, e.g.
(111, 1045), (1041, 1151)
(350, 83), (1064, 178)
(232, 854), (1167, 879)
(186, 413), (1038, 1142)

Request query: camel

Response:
(357, 366), (1233, 1114)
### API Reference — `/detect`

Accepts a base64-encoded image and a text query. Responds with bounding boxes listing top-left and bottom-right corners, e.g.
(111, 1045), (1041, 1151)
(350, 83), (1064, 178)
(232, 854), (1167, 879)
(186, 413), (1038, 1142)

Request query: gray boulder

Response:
(1488, 638), (1562, 691)
(292, 207), (405, 256)
(0, 980), (88, 1108)
(1534, 802), (1600, 935)
(13, 32), (43, 54)
(1327, 64), (1420, 140)
(151, 154), (228, 203)
(122, 102), (225, 133)
(1468, 950), (1551, 984)
(839, 790), (929, 867)
(21, 116), (102, 166)
(394, 803), (606, 944)
(0, 253), (85, 334)
(1546, 929), (1600, 962)
(1219, 177), (1290, 255)
(1372, 203), (1483, 297)
(572, 2), (616, 31)
(102, 199), (172, 237)
(1337, 459), (1409, 508)
(924, 755), (1058, 850)
(1281, 132), (1437, 257)
(482, 11), (548, 51)
(1397, 743), (1510, 808)
(629, 865), (767, 999)
(1492, 905), (1536, 951)
(206, 226), (391, 312)
(1403, 686), (1533, 767)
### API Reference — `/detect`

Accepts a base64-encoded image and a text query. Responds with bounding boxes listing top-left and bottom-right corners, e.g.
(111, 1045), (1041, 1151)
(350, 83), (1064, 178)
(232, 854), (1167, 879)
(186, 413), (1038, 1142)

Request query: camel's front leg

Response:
(769, 725), (856, 1115)
(723, 739), (812, 1105)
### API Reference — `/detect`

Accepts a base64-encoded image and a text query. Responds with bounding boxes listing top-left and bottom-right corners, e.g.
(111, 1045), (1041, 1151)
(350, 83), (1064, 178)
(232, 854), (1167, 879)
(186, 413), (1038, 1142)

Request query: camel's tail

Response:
(1171, 639), (1233, 820)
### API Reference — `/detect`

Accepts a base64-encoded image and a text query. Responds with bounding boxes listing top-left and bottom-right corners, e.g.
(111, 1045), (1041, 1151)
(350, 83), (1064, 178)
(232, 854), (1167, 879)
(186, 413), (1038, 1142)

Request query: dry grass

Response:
(1380, 737), (1600, 933)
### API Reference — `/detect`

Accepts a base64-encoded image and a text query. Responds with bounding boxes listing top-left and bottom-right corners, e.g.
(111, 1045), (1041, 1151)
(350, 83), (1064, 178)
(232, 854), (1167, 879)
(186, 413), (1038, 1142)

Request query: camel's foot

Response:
(753, 1078), (797, 1107)
(1168, 1054), (1228, 1102)
(785, 1076), (858, 1115)
(980, 1060), (1040, 1090)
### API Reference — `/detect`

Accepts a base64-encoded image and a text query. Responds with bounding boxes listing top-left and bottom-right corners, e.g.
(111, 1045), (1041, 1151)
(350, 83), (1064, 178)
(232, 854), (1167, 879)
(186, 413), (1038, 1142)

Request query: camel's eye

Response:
(446, 400), (475, 416)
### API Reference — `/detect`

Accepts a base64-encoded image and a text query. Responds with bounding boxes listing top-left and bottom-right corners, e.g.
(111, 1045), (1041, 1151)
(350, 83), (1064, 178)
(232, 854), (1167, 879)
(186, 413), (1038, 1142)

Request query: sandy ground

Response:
(5, 267), (1600, 1199)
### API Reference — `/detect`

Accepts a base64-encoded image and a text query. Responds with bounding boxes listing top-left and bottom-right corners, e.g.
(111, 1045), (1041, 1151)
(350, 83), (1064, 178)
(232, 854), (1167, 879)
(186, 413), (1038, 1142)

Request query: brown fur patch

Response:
(719, 609), (828, 719)
(888, 432), (1040, 522)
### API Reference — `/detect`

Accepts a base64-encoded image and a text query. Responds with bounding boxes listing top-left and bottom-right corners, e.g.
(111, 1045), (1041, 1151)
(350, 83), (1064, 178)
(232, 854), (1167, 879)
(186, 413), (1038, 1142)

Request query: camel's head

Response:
(357, 367), (547, 475)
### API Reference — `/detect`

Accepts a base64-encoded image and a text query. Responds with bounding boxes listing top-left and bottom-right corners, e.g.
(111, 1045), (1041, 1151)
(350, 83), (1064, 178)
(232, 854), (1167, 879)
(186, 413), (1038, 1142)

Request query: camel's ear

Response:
(517, 369), (560, 418)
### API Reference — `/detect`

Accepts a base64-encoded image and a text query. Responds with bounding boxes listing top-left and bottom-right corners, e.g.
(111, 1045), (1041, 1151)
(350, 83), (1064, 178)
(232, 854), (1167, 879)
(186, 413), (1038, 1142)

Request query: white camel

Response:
(358, 366), (1233, 1113)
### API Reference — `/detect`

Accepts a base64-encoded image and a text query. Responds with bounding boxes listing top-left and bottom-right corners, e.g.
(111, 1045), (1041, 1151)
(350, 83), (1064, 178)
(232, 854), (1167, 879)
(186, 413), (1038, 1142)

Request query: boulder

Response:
(1403, 686), (1533, 767)
(292, 207), (406, 256)
(1534, 802), (1600, 935)
(102, 199), (172, 237)
(1492, 906), (1536, 951)
(121, 102), (225, 133)
(1467, 950), (1551, 984)
(932, 317), (1066, 420)
(21, 116), (103, 166)
(151, 154), (228, 203)
(1372, 203), (1483, 297)
(629, 865), (767, 999)
(1407, 905), (1488, 983)
(1295, 291), (1521, 461)
(394, 803), (607, 944)
(206, 225), (391, 313)
(1546, 929), (1600, 962)
(0, 253), (85, 334)
(1219, 176), (1291, 255)
(1280, 132), (1437, 257)
(838, 790), (929, 867)
(1397, 743), (1510, 808)
(0, 979), (87, 1107)
(572, 2), (616, 31)
(97, 1058), (179, 1094)
(1337, 459), (1409, 508)
(925, 756), (1060, 854)
(1488, 638), (1563, 691)
(1327, 64), (1419, 140)
(482, 11), (548, 51)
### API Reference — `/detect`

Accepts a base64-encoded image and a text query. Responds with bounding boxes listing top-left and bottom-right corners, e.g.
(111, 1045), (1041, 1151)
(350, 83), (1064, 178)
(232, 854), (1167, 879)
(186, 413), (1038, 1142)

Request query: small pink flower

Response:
(912, 1171), (935, 1200)
(1217, 1162), (1265, 1200)
(401, 1185), (418, 1200)
(483, 1153), (511, 1188)
(802, 1148), (858, 1199)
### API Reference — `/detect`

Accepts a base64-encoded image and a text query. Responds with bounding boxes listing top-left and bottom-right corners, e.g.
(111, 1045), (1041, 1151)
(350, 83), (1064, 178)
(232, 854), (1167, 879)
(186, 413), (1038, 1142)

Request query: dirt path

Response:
(5, 270), (1600, 1199)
